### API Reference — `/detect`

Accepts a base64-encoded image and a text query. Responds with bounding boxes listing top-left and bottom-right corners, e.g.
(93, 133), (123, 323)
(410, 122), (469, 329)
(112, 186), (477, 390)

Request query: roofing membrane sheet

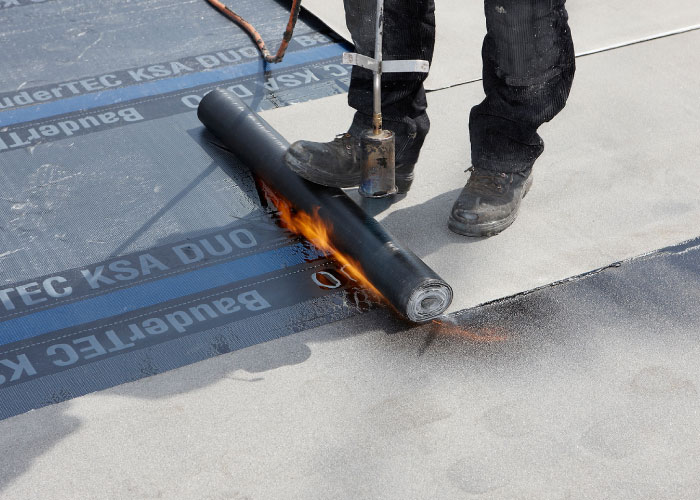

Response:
(0, 0), (367, 419)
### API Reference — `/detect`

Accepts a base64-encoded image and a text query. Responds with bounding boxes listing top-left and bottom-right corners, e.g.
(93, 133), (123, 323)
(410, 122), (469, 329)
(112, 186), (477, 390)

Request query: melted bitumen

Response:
(408, 236), (700, 363)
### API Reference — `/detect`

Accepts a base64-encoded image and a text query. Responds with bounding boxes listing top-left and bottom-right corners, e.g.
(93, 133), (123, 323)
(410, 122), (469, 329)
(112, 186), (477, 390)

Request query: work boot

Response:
(284, 132), (416, 193)
(448, 167), (534, 237)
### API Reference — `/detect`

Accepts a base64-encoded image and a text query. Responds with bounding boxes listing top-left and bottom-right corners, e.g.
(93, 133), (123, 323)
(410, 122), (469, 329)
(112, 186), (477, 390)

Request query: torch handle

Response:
(372, 0), (384, 134)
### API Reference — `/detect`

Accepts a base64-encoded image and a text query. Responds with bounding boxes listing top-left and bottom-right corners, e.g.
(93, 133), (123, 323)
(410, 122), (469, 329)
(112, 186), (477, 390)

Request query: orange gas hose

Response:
(205, 0), (303, 64)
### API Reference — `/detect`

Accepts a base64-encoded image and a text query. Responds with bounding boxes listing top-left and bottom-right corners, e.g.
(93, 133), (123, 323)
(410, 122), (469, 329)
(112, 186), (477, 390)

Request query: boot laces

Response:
(333, 132), (355, 151)
(466, 166), (510, 193)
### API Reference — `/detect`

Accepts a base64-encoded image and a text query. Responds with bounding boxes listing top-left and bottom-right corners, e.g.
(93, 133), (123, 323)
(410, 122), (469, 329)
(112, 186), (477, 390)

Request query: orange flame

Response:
(261, 183), (384, 301)
(431, 319), (507, 343)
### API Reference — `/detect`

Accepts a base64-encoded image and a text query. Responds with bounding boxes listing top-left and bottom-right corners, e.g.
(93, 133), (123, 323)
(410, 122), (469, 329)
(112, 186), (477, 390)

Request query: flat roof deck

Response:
(1, 1), (700, 498)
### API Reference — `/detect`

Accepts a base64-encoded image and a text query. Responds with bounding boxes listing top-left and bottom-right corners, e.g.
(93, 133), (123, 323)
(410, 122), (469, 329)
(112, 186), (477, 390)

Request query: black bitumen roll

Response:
(197, 89), (452, 322)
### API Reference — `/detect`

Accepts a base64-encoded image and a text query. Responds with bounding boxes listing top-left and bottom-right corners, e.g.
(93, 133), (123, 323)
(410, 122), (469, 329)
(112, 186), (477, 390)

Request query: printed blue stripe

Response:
(0, 243), (322, 345)
(0, 44), (346, 127)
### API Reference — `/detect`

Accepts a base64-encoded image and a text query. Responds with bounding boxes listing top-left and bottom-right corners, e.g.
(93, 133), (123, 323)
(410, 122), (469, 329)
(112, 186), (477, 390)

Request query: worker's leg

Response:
(284, 0), (435, 192)
(470, 0), (575, 173)
(449, 0), (575, 236)
(344, 0), (436, 165)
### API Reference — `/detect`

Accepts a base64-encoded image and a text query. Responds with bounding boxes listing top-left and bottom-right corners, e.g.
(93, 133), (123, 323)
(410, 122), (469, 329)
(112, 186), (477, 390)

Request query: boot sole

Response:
(448, 175), (534, 237)
(286, 150), (416, 194)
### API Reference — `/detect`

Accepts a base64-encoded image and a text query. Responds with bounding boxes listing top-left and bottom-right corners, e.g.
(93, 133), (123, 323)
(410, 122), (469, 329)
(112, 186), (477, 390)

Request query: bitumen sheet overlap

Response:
(1, 0), (700, 498)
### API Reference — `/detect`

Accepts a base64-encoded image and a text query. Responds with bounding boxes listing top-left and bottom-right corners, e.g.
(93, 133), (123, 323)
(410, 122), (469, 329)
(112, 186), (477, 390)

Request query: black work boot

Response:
(284, 132), (361, 189)
(284, 132), (416, 193)
(448, 167), (534, 237)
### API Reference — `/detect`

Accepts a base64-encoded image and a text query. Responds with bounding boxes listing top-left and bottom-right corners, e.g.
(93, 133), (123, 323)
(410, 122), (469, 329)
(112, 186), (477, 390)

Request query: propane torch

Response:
(342, 0), (430, 198)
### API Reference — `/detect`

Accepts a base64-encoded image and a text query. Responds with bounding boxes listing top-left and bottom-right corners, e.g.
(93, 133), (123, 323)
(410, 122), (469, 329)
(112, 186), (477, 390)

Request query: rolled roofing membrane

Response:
(198, 89), (453, 322)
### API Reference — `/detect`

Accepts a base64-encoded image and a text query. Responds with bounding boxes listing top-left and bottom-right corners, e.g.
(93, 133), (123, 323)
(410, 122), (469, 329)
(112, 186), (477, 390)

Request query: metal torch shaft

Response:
(373, 0), (383, 134)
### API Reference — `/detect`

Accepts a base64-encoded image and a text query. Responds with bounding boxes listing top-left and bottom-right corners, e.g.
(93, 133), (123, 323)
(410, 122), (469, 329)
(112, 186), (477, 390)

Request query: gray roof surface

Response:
(2, 1), (700, 499)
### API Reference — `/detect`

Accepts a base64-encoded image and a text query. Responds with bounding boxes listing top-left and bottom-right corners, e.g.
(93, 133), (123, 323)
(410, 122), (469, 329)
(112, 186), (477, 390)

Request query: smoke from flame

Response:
(432, 319), (507, 342)
(261, 183), (384, 301)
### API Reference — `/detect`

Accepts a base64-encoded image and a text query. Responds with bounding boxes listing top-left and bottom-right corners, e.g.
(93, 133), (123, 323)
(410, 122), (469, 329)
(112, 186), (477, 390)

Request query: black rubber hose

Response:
(197, 89), (452, 322)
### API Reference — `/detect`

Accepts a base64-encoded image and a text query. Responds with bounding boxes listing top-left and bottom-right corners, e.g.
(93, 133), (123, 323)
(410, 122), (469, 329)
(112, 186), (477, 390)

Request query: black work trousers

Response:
(343, 0), (575, 173)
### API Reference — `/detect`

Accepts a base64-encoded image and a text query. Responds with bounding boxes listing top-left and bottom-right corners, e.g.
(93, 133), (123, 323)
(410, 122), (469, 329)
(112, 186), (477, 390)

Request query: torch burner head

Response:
(359, 128), (397, 198)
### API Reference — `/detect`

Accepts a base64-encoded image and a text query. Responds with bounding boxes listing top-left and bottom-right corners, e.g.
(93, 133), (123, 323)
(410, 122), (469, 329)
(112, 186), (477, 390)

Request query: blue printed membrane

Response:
(0, 44), (346, 128)
(0, 254), (372, 420)
(0, 0), (364, 419)
(0, 243), (321, 345)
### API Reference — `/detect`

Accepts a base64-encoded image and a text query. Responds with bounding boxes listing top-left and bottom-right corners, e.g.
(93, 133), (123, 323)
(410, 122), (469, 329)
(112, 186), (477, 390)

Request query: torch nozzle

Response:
(373, 113), (383, 135)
